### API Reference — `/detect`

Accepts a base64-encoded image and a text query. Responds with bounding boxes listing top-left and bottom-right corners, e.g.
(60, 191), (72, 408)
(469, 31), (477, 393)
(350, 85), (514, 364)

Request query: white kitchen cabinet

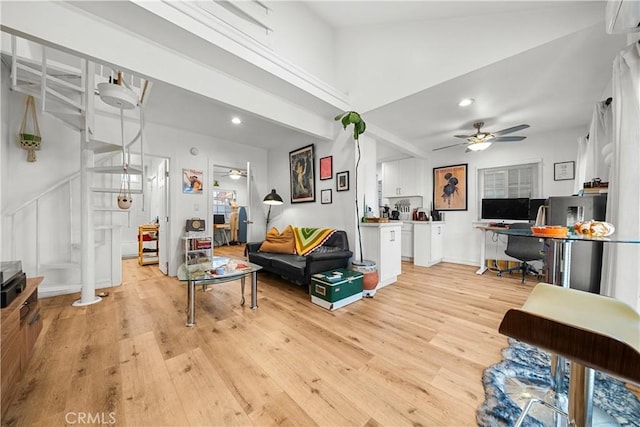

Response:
(413, 222), (445, 267)
(360, 222), (402, 289)
(382, 158), (425, 198)
(401, 222), (413, 260)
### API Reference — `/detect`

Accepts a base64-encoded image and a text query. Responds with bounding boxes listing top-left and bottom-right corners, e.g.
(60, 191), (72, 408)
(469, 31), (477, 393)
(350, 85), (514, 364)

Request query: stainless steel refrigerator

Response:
(546, 195), (607, 294)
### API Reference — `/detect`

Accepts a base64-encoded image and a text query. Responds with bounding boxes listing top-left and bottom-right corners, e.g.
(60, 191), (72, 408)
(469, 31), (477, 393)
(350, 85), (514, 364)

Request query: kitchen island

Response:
(360, 222), (402, 289)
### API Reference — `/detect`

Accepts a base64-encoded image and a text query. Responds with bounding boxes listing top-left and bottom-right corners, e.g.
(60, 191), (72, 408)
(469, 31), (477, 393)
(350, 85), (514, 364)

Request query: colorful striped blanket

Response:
(292, 227), (337, 256)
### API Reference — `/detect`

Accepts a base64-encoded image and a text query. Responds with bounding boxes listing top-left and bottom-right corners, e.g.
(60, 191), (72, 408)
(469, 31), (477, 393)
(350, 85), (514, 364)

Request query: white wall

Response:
(430, 126), (582, 266)
(268, 1), (336, 88)
(267, 131), (357, 255)
(335, 3), (604, 112)
(0, 62), (7, 261)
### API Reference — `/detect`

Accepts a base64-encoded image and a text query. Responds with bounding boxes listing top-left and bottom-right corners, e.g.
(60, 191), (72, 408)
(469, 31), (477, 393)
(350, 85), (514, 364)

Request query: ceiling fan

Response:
(213, 168), (247, 180)
(433, 121), (530, 152)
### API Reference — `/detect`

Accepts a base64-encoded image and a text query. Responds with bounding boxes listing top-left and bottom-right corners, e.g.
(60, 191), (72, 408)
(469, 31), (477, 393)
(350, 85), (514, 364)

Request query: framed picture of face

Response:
(433, 163), (468, 211)
(289, 144), (315, 203)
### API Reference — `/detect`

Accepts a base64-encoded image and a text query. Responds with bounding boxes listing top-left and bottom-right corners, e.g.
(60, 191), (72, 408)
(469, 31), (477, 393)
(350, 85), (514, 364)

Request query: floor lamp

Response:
(263, 189), (283, 233)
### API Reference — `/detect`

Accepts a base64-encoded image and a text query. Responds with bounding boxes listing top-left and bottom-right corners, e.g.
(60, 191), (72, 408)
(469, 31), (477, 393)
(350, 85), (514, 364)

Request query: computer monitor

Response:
(481, 198), (530, 220)
(213, 214), (226, 224)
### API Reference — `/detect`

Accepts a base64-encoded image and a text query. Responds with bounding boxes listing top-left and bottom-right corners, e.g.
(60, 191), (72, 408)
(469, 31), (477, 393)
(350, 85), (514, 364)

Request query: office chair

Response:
(497, 222), (544, 284)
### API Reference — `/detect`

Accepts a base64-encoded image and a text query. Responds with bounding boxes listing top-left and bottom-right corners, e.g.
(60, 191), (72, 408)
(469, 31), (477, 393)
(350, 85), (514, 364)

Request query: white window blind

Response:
(479, 162), (540, 199)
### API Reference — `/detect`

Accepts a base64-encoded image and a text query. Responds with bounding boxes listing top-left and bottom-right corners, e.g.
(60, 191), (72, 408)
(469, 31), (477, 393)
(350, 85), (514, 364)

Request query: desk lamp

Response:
(263, 189), (283, 232)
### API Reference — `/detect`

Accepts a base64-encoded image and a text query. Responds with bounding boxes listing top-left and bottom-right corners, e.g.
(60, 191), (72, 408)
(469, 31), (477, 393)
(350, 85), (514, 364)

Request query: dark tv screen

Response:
(481, 198), (530, 220)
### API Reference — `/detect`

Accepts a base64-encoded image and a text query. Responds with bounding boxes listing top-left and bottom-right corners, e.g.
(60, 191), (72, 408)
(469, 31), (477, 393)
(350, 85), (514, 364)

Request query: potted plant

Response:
(334, 111), (378, 296)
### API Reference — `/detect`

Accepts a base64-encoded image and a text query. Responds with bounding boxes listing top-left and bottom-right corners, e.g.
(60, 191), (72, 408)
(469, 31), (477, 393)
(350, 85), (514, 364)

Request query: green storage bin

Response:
(310, 269), (363, 310)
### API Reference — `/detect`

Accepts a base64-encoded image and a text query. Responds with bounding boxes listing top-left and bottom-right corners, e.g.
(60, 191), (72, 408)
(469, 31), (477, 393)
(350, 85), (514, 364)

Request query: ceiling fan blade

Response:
(493, 124), (530, 135)
(493, 136), (527, 142)
(454, 134), (473, 139)
(433, 142), (467, 151)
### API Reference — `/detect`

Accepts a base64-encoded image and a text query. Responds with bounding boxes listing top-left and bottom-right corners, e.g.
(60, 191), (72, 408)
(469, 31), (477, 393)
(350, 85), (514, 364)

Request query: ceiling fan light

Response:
(229, 170), (243, 179)
(468, 142), (492, 151)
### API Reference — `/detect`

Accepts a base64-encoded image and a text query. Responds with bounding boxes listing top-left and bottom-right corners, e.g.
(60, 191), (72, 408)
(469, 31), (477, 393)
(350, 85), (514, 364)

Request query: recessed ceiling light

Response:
(458, 98), (475, 107)
(231, 117), (242, 125)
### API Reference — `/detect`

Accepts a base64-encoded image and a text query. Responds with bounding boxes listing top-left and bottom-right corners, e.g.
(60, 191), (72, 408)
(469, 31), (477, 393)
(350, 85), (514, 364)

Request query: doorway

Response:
(124, 154), (170, 275)
(212, 164), (252, 245)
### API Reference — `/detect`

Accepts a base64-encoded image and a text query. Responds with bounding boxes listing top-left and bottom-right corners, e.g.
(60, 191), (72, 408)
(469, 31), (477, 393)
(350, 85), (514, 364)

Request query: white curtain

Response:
(574, 135), (589, 194)
(575, 101), (613, 194)
(601, 41), (640, 311)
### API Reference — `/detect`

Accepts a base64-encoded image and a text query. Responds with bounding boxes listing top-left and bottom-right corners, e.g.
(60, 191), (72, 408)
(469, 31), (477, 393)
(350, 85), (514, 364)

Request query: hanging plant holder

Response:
(19, 96), (42, 162)
(118, 167), (133, 210)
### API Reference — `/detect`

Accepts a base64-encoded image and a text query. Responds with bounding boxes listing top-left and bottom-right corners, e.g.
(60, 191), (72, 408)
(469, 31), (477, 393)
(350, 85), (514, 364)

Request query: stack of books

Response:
(582, 181), (608, 195)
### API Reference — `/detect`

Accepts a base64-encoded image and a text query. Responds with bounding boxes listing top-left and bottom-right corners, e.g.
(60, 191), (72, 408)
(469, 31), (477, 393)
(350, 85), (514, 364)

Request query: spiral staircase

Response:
(3, 35), (150, 304)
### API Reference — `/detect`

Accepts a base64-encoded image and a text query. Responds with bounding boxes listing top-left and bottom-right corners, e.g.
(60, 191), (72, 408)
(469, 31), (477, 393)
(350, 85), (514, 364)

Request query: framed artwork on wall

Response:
(182, 168), (203, 194)
(319, 156), (333, 180)
(336, 171), (349, 192)
(321, 189), (332, 204)
(433, 163), (468, 211)
(554, 161), (575, 181)
(289, 144), (315, 203)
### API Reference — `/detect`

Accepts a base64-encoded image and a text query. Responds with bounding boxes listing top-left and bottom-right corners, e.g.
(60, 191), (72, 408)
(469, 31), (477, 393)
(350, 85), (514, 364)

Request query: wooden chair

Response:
(499, 283), (640, 427)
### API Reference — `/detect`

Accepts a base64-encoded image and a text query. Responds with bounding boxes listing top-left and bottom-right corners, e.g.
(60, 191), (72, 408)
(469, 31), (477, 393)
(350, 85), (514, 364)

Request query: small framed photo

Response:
(554, 161), (575, 181)
(336, 171), (349, 192)
(319, 156), (333, 180)
(321, 189), (332, 204)
(182, 168), (204, 194)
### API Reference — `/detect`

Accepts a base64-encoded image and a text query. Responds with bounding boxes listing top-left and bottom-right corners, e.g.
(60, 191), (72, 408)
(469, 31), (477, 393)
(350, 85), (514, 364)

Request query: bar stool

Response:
(499, 283), (640, 427)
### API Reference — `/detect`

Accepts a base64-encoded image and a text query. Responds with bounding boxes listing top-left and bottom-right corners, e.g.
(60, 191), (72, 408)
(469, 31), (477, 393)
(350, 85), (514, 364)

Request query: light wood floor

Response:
(2, 246), (535, 426)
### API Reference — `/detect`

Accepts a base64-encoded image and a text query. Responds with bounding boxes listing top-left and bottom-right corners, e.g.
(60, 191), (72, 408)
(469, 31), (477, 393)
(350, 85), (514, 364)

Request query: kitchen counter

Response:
(414, 221), (445, 267)
(387, 220), (445, 224)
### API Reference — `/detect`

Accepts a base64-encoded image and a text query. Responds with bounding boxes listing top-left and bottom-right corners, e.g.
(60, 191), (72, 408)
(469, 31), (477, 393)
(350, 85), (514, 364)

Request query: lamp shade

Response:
(263, 189), (283, 205)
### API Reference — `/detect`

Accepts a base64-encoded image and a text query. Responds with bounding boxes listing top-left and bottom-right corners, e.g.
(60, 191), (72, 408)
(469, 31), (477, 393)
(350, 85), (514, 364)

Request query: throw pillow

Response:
(258, 226), (296, 254)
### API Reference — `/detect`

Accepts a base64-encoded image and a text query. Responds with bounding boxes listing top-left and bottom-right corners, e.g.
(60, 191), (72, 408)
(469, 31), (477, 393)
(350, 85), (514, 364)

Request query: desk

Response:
(492, 228), (640, 288)
(177, 259), (261, 327)
(475, 225), (510, 274)
(213, 223), (230, 246)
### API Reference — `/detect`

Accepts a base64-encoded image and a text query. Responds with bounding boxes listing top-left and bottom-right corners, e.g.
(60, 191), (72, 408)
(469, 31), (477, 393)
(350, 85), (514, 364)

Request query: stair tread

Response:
(86, 139), (122, 154)
(92, 207), (133, 212)
(40, 262), (80, 269)
(91, 187), (143, 194)
(95, 225), (123, 230)
(89, 165), (143, 175)
(46, 110), (85, 130)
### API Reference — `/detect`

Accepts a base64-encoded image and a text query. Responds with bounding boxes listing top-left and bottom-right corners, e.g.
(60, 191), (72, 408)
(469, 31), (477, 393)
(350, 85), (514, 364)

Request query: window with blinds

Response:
(479, 162), (540, 198)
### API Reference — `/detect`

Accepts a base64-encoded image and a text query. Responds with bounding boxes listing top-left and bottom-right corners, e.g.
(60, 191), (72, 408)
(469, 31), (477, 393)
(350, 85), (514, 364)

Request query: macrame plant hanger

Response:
(19, 95), (42, 162)
(117, 93), (132, 210)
